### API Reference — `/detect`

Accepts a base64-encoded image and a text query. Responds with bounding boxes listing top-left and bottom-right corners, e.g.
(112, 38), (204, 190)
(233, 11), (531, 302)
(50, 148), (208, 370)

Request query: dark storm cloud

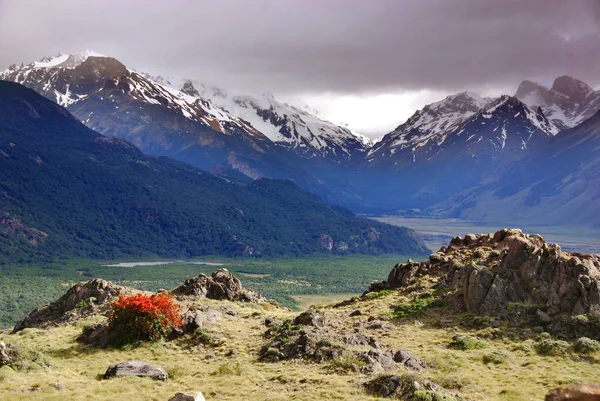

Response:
(0, 0), (599, 95)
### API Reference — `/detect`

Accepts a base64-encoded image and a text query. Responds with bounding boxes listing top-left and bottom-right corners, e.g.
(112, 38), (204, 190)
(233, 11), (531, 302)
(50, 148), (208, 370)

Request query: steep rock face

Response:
(370, 229), (600, 316)
(515, 76), (600, 130)
(172, 269), (265, 302)
(13, 279), (131, 332)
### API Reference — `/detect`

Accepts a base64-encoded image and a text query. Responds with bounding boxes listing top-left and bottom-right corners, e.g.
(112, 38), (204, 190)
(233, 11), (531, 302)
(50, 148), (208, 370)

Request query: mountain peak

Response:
(551, 75), (593, 103)
(514, 80), (547, 99)
(180, 80), (200, 97)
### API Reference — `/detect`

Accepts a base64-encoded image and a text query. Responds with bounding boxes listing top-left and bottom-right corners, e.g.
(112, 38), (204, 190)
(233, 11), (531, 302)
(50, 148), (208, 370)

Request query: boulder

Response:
(77, 323), (109, 348)
(545, 384), (600, 401)
(104, 360), (168, 381)
(393, 349), (427, 371)
(172, 269), (265, 303)
(294, 308), (325, 328)
(366, 320), (395, 331)
(180, 307), (222, 333)
(13, 279), (128, 332)
(169, 392), (206, 401)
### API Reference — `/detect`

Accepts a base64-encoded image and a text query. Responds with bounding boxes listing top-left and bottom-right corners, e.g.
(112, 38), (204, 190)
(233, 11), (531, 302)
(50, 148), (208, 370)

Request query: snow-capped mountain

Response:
(514, 76), (600, 130)
(367, 91), (491, 163)
(367, 93), (558, 166)
(142, 76), (372, 162)
(197, 83), (372, 162)
(0, 51), (265, 140)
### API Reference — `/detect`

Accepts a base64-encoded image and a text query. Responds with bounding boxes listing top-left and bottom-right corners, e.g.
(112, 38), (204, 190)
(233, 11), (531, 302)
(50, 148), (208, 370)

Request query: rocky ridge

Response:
(367, 228), (600, 339)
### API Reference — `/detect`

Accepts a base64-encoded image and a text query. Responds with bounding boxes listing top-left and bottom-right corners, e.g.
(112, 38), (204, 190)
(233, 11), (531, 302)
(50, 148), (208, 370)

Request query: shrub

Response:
(328, 357), (367, 374)
(574, 337), (600, 354)
(392, 291), (447, 319)
(107, 292), (182, 345)
(363, 289), (395, 301)
(536, 339), (571, 356)
(212, 362), (242, 376)
(448, 335), (486, 351)
(482, 350), (509, 364)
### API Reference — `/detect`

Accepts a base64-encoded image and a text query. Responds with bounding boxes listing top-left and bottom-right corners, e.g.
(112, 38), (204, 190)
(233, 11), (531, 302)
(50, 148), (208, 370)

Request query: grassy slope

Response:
(1, 291), (598, 400)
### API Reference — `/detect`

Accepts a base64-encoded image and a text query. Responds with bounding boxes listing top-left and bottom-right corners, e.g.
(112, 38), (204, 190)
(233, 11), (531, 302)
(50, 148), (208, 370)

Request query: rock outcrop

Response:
(368, 229), (600, 319)
(13, 279), (130, 332)
(172, 269), (265, 303)
(104, 360), (168, 381)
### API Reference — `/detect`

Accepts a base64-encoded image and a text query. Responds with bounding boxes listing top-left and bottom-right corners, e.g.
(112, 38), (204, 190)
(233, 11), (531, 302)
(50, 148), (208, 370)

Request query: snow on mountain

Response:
(368, 93), (558, 166)
(0, 51), (265, 138)
(368, 91), (491, 161)
(176, 79), (372, 161)
(515, 76), (600, 130)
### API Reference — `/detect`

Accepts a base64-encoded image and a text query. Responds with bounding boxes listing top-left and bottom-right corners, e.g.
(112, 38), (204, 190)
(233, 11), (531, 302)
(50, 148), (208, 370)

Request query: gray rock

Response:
(536, 309), (552, 324)
(294, 308), (325, 328)
(168, 392), (206, 401)
(172, 269), (265, 303)
(78, 323), (109, 348)
(366, 320), (395, 331)
(104, 360), (168, 381)
(393, 349), (427, 371)
(180, 307), (222, 333)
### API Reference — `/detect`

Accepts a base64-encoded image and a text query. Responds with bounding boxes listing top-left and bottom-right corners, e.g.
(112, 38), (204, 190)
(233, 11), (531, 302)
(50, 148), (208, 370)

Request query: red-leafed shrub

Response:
(107, 292), (182, 345)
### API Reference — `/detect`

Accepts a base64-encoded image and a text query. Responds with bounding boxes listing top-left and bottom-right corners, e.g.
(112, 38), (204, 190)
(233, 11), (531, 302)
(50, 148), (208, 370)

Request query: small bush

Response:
(328, 357), (367, 374)
(483, 350), (509, 364)
(0, 366), (16, 382)
(448, 335), (486, 351)
(107, 293), (182, 346)
(2, 343), (52, 371)
(392, 291), (447, 319)
(363, 289), (395, 301)
(413, 390), (457, 401)
(536, 339), (571, 356)
(574, 337), (600, 354)
(212, 362), (242, 376)
(513, 340), (535, 353)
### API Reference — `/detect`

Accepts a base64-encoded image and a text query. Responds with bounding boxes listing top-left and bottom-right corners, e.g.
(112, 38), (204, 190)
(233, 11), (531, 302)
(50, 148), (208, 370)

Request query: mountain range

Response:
(0, 80), (429, 262)
(2, 51), (600, 228)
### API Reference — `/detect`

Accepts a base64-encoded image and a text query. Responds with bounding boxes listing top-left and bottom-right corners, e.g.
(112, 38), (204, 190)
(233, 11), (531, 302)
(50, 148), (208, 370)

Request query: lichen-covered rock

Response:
(172, 269), (265, 303)
(104, 360), (168, 381)
(13, 279), (129, 332)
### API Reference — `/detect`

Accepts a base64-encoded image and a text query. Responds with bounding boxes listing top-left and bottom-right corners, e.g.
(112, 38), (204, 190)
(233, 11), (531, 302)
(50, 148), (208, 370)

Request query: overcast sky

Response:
(1, 0), (599, 137)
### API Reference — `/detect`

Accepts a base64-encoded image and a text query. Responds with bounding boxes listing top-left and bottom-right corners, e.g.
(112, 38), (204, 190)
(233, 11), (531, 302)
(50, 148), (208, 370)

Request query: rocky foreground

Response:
(0, 230), (599, 400)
